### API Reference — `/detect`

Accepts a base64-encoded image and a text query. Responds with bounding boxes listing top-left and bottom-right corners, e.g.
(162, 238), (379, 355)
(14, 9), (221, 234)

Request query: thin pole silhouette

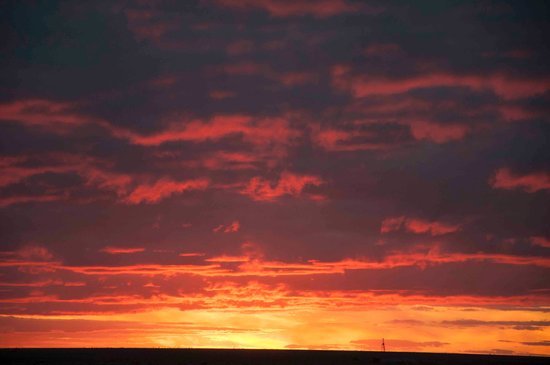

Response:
(381, 338), (385, 352)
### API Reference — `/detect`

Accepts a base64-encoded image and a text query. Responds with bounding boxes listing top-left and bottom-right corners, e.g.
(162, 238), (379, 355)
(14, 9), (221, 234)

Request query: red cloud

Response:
(124, 178), (209, 204)
(214, 221), (240, 233)
(409, 121), (469, 143)
(199, 151), (259, 170)
(209, 90), (236, 99)
(17, 246), (54, 261)
(0, 100), (100, 133)
(211, 0), (362, 18)
(312, 127), (388, 151)
(381, 216), (460, 236)
(490, 168), (550, 193)
(332, 69), (550, 100)
(241, 171), (324, 201)
(100, 246), (145, 254)
(363, 43), (401, 57)
(226, 40), (254, 55)
(530, 237), (550, 248)
(109, 115), (299, 148)
(279, 71), (317, 86)
(0, 194), (67, 207)
(0, 154), (214, 206)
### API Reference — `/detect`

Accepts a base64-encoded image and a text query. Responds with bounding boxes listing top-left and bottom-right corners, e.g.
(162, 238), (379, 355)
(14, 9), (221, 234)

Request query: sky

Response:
(0, 0), (549, 355)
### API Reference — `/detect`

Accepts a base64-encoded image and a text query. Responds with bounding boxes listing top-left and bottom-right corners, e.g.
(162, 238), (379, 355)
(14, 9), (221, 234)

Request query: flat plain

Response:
(0, 349), (548, 365)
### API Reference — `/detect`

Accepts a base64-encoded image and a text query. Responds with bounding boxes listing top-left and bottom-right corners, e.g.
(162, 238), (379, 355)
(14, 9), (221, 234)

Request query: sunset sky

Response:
(1, 0), (549, 355)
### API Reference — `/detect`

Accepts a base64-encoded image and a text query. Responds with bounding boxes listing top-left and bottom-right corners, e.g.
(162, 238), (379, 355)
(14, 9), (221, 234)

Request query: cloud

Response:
(351, 338), (448, 351)
(178, 252), (205, 257)
(241, 171), (324, 201)
(210, 0), (362, 18)
(442, 319), (550, 331)
(209, 90), (236, 100)
(226, 40), (254, 55)
(100, 247), (146, 254)
(213, 221), (240, 233)
(381, 217), (461, 236)
(332, 69), (550, 100)
(16, 246), (54, 261)
(530, 236), (550, 248)
(311, 127), (388, 151)
(0, 100), (97, 131)
(197, 151), (260, 170)
(123, 178), (210, 204)
(521, 341), (550, 346)
(0, 194), (66, 207)
(490, 168), (550, 193)
(409, 121), (469, 143)
(109, 115), (299, 149)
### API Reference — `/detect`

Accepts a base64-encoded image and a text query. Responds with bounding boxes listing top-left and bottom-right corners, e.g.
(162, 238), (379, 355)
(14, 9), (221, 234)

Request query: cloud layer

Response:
(0, 0), (548, 355)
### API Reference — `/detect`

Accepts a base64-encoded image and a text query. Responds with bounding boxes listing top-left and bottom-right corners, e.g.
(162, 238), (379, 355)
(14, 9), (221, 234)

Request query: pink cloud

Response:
(490, 168), (550, 193)
(241, 171), (324, 201)
(124, 178), (210, 204)
(381, 216), (460, 236)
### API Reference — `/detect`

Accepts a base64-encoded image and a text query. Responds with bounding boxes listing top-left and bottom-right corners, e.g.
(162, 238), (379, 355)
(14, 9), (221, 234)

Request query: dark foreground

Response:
(0, 348), (547, 365)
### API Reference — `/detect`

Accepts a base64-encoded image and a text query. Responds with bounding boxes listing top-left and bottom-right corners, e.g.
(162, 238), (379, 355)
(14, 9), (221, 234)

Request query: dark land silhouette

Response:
(1, 348), (547, 365)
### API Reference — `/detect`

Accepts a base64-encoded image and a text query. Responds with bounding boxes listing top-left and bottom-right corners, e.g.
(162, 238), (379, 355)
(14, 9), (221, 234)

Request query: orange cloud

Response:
(179, 252), (205, 257)
(351, 338), (448, 351)
(381, 216), (461, 236)
(123, 178), (210, 204)
(211, 0), (362, 18)
(490, 168), (550, 193)
(241, 171), (324, 201)
(100, 246), (146, 254)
